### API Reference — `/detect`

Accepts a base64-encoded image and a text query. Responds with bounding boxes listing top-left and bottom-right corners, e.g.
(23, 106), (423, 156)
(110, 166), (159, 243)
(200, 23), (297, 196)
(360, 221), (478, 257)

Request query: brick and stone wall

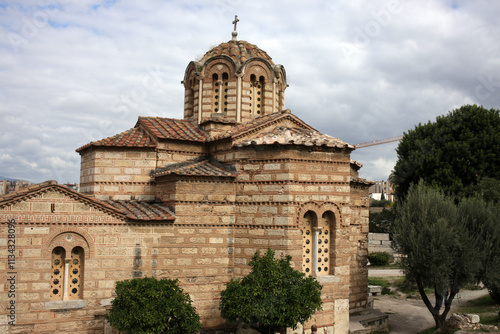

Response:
(79, 148), (157, 201)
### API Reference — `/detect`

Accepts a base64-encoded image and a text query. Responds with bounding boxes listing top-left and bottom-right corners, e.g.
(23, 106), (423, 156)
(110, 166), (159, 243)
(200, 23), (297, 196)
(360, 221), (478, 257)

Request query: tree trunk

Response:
(416, 280), (458, 330)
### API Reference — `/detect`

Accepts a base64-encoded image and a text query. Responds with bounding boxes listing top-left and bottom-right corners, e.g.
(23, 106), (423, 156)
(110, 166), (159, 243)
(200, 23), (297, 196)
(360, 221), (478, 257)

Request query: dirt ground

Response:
(368, 269), (492, 333)
(373, 288), (490, 333)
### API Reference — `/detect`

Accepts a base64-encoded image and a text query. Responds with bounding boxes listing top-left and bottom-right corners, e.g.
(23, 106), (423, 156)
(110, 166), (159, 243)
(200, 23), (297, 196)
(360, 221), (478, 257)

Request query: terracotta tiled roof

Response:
(0, 181), (175, 222)
(138, 117), (207, 142)
(0, 181), (121, 215)
(234, 126), (353, 149)
(76, 127), (156, 152)
(210, 110), (315, 141)
(153, 157), (236, 178)
(200, 40), (274, 66)
(103, 200), (175, 221)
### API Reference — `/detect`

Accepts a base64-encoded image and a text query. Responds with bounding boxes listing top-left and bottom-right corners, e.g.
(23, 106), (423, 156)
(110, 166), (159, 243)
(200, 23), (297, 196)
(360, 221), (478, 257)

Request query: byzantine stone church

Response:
(0, 22), (372, 334)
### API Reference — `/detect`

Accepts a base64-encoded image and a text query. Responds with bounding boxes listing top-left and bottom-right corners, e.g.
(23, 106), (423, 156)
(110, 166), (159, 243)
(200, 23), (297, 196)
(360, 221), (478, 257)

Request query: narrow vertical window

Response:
(222, 72), (229, 113)
(319, 212), (334, 276)
(257, 76), (264, 115)
(68, 247), (84, 299)
(250, 74), (264, 116)
(212, 73), (219, 112)
(301, 211), (317, 275)
(50, 247), (65, 300)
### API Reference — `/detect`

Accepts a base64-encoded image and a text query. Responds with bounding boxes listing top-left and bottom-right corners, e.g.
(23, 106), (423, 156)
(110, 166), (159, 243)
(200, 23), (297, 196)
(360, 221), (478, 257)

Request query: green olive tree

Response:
(392, 181), (487, 330)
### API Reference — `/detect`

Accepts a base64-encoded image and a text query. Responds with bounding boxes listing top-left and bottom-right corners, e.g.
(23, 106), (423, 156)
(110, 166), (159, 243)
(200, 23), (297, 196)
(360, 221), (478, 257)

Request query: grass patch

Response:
(368, 277), (399, 295)
(417, 327), (436, 334)
(368, 277), (392, 287)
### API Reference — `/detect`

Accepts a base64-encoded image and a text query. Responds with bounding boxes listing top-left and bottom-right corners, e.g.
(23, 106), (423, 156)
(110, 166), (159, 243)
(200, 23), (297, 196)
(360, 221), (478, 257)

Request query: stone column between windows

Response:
(312, 226), (323, 275)
(63, 257), (70, 300)
(272, 80), (276, 113)
(197, 78), (203, 124)
(236, 75), (242, 122)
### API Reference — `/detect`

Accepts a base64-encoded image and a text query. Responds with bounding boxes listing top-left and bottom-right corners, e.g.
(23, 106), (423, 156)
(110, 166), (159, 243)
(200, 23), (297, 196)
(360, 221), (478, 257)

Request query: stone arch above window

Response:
(43, 227), (94, 259)
(46, 229), (90, 302)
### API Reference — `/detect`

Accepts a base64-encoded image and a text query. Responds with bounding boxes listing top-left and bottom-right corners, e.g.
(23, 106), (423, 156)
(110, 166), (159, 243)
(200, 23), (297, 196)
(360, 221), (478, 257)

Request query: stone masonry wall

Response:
(0, 190), (244, 332)
(218, 145), (355, 331)
(348, 185), (370, 314)
(79, 148), (156, 201)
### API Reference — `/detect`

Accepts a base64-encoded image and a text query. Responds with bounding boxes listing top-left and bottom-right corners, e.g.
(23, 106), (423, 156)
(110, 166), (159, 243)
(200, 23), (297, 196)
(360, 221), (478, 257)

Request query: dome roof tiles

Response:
(200, 40), (274, 66)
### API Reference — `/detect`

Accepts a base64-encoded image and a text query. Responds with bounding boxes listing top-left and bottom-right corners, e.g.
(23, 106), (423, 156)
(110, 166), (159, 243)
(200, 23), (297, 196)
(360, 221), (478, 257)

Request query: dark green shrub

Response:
(486, 281), (500, 302)
(370, 199), (392, 207)
(219, 249), (322, 334)
(106, 277), (201, 334)
(369, 209), (395, 233)
(368, 252), (391, 266)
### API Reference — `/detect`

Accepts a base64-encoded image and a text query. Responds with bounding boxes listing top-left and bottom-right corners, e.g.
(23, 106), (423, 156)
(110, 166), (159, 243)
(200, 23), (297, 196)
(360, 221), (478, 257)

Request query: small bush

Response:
(488, 284), (500, 302)
(106, 277), (201, 334)
(368, 252), (391, 266)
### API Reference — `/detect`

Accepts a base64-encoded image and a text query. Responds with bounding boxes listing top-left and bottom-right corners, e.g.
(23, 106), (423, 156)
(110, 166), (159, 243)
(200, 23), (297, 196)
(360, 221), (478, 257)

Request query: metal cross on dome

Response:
(232, 15), (239, 41)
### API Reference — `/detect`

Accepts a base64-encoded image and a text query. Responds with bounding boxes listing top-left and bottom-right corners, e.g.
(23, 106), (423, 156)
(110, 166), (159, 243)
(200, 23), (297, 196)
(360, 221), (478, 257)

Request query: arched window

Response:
(50, 246), (84, 300)
(50, 247), (65, 300)
(301, 211), (317, 275)
(319, 211), (334, 275)
(212, 73), (219, 113)
(212, 72), (229, 113)
(222, 72), (229, 113)
(249, 74), (264, 116)
(301, 210), (335, 276)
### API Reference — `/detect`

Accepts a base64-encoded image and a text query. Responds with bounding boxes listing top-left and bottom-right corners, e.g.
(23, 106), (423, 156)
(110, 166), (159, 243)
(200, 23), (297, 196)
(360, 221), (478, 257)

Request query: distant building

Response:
(0, 179), (33, 196)
(0, 180), (7, 196)
(369, 180), (395, 202)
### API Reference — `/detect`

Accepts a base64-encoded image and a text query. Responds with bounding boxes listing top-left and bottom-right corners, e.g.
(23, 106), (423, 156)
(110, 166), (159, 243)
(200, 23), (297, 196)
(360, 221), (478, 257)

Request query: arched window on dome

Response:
(222, 72), (229, 113)
(212, 72), (229, 113)
(212, 73), (220, 113)
(250, 74), (264, 116)
(50, 246), (84, 300)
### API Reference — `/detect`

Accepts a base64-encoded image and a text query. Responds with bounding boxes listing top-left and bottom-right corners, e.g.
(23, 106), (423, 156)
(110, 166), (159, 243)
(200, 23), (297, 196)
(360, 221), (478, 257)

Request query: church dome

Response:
(182, 17), (287, 127)
(199, 40), (275, 67)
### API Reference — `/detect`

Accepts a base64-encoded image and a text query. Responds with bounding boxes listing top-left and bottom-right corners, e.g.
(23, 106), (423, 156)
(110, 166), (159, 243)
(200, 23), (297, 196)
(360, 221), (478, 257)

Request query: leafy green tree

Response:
(106, 277), (202, 334)
(392, 181), (485, 330)
(219, 249), (322, 334)
(469, 200), (500, 302)
(474, 176), (500, 203)
(392, 104), (500, 200)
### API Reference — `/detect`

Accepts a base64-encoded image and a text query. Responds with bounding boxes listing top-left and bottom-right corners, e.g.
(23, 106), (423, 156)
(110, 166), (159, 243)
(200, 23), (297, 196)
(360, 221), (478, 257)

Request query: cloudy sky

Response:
(1, 0), (499, 184)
